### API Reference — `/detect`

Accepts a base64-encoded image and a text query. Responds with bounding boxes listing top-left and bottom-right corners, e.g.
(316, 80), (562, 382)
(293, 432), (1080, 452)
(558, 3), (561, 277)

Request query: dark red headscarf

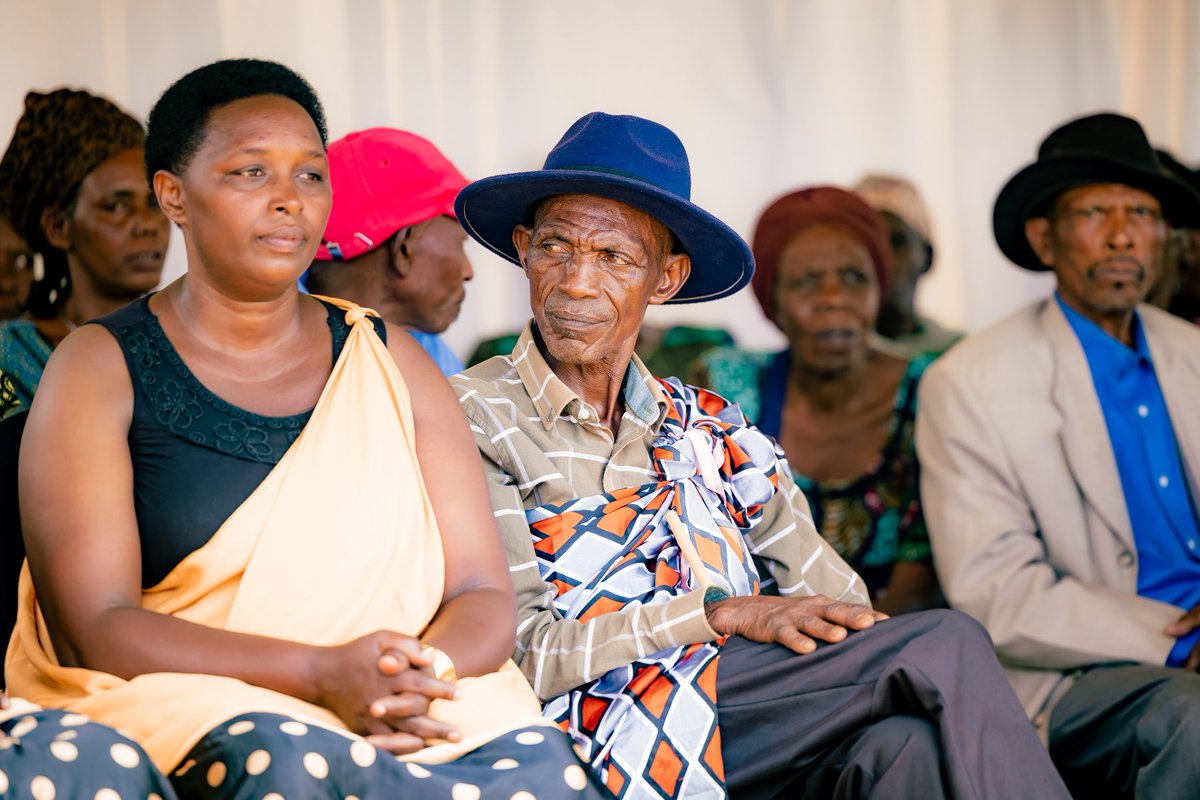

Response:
(750, 186), (890, 326)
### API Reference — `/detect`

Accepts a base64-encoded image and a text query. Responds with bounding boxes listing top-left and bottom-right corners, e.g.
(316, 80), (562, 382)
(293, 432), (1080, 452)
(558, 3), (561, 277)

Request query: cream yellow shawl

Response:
(6, 299), (550, 771)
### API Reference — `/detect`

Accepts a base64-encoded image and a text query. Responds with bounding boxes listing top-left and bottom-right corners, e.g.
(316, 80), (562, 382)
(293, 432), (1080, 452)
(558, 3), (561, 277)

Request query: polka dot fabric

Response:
(170, 713), (605, 799)
(0, 707), (177, 799)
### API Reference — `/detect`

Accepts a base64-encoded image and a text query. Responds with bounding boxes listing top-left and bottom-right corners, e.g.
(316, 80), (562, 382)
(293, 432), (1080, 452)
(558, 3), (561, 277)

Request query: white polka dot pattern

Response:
(49, 740), (78, 762)
(109, 743), (141, 769)
(30, 775), (56, 800)
(246, 749), (271, 776)
(452, 783), (482, 800)
(94, 789), (121, 800)
(11, 716), (37, 738)
(206, 761), (226, 788)
(511, 793), (537, 800)
(54, 729), (78, 741)
(280, 720), (308, 736)
(350, 740), (377, 767)
(406, 762), (432, 778)
(227, 720), (256, 736)
(304, 751), (330, 779)
(492, 758), (519, 770)
(173, 759), (196, 777)
(515, 731), (545, 746)
(0, 769), (7, 793)
(563, 765), (588, 790)
(59, 714), (89, 727)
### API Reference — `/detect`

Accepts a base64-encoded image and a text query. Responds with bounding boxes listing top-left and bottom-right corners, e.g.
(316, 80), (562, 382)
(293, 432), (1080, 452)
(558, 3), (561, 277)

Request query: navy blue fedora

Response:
(454, 112), (753, 304)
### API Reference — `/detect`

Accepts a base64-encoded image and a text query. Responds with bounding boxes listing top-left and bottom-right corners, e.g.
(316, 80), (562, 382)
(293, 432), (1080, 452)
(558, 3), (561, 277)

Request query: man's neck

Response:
(539, 339), (635, 435)
(1058, 294), (1137, 347)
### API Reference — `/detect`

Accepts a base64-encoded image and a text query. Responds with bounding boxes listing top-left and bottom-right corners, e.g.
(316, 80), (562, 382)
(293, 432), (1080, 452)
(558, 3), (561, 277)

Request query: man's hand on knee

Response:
(704, 594), (887, 654)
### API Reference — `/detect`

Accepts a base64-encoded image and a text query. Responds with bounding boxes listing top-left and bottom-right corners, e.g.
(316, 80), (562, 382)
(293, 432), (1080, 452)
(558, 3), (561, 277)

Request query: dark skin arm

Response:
(363, 324), (519, 752)
(20, 321), (510, 753)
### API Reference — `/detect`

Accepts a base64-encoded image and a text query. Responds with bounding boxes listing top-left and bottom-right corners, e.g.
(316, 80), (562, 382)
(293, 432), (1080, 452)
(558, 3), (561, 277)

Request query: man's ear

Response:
(648, 252), (691, 306)
(153, 171), (187, 228)
(920, 242), (935, 275)
(1024, 217), (1056, 268)
(40, 207), (71, 251)
(512, 224), (533, 276)
(388, 230), (413, 279)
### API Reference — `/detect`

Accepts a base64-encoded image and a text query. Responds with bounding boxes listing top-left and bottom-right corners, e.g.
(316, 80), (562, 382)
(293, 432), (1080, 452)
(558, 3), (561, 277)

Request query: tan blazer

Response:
(916, 299), (1200, 735)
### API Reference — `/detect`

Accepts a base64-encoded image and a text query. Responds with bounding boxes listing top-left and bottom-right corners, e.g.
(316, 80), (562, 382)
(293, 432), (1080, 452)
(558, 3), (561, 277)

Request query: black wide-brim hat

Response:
(994, 111), (1200, 271)
(455, 112), (753, 304)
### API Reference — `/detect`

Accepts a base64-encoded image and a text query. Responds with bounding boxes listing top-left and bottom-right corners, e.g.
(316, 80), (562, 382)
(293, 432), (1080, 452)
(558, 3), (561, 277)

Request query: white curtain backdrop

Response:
(2, 0), (1196, 358)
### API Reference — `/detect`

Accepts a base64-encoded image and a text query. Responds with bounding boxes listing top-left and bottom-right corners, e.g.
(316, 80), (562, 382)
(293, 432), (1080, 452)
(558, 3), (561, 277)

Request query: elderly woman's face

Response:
(774, 223), (879, 375)
(0, 217), (34, 319)
(65, 148), (169, 298)
(514, 194), (685, 369)
(162, 94), (330, 294)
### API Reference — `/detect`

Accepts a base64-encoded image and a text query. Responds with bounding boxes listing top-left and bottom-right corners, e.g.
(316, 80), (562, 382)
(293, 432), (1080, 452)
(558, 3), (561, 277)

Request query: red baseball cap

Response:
(315, 127), (469, 261)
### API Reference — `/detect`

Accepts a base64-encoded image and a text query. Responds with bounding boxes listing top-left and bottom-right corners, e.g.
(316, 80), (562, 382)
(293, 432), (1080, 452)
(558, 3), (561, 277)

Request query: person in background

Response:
(1148, 149), (1200, 324)
(697, 186), (942, 614)
(8, 58), (602, 800)
(0, 89), (169, 410)
(0, 215), (34, 321)
(306, 127), (472, 376)
(453, 111), (1069, 799)
(853, 173), (961, 356)
(917, 112), (1200, 798)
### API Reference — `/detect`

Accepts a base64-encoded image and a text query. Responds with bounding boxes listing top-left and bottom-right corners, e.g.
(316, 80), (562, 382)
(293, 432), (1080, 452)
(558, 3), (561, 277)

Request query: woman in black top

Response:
(13, 59), (602, 799)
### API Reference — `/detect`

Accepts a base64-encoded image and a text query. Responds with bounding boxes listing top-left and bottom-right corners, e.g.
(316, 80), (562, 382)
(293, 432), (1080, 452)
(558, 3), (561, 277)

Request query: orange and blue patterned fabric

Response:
(527, 376), (783, 799)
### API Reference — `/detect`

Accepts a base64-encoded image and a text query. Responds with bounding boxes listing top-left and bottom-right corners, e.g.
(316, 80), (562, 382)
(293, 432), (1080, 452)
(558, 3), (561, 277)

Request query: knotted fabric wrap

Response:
(6, 297), (553, 771)
(528, 377), (783, 799)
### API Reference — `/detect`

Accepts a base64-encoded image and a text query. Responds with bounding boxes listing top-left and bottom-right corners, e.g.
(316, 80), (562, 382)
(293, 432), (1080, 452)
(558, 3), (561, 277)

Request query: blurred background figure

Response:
(1149, 150), (1200, 325)
(0, 214), (34, 320)
(0, 88), (168, 412)
(697, 186), (943, 614)
(306, 127), (472, 376)
(853, 174), (961, 357)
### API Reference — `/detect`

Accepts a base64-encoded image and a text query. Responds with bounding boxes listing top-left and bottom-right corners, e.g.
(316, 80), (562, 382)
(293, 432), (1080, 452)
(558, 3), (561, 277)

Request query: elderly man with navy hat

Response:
(452, 112), (1068, 799)
(917, 112), (1200, 799)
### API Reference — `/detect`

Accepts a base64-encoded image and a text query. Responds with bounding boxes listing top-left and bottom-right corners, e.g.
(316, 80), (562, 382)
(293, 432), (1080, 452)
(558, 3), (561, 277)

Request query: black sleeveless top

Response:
(94, 296), (386, 588)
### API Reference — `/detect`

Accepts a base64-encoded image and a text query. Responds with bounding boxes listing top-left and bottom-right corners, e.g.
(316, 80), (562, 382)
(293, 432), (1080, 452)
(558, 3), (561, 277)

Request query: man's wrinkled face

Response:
(513, 194), (687, 367)
(1026, 183), (1166, 321)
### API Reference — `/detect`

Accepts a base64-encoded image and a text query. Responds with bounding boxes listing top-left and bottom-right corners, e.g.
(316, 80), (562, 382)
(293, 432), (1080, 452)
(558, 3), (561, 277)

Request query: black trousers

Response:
(1048, 663), (1200, 800)
(716, 609), (1070, 800)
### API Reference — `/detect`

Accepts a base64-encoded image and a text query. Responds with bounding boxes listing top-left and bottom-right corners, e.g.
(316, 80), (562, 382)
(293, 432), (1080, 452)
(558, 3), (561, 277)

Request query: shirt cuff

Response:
(653, 589), (724, 651)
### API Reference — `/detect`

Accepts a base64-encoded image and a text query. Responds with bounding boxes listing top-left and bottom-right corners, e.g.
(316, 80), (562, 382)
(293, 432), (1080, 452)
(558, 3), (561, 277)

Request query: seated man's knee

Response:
(1142, 673), (1200, 748)
(893, 607), (993, 652)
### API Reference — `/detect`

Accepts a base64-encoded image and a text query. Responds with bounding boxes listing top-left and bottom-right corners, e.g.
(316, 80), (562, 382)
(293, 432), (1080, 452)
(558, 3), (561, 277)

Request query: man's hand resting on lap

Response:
(705, 595), (887, 654)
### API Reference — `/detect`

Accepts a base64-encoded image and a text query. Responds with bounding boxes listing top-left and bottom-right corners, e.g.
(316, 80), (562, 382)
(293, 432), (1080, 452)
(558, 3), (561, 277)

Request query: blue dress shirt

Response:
(1058, 296), (1200, 666)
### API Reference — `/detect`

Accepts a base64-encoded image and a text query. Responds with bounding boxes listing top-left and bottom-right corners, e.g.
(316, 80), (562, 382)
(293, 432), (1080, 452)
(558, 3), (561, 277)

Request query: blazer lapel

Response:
(1041, 301), (1135, 549)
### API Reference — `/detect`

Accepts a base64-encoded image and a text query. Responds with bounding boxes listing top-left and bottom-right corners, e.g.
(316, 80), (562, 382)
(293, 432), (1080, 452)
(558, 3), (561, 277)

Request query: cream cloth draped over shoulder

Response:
(6, 298), (551, 771)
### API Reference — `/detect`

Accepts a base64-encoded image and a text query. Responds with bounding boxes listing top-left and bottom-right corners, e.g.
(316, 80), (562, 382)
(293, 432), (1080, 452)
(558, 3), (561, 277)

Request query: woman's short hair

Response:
(145, 58), (328, 182)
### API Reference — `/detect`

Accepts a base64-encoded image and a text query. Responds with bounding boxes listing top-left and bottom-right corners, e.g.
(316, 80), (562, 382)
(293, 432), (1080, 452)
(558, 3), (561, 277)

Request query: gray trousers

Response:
(1048, 663), (1200, 800)
(716, 609), (1070, 800)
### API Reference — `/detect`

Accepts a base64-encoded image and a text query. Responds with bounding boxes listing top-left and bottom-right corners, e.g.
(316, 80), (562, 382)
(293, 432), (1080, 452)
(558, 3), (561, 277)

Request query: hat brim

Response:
(454, 170), (753, 304)
(994, 154), (1200, 271)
